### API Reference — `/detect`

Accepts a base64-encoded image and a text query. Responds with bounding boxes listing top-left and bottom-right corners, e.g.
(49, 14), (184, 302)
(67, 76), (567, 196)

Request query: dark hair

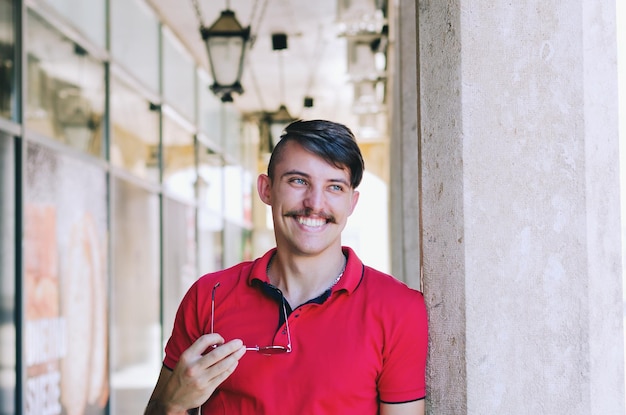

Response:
(267, 119), (365, 188)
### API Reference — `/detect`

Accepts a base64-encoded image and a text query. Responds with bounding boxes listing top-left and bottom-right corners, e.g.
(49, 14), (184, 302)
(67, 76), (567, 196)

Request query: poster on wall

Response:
(24, 143), (108, 415)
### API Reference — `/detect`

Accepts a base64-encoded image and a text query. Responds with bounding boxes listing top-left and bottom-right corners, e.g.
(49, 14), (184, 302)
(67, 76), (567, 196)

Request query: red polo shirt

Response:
(164, 247), (428, 414)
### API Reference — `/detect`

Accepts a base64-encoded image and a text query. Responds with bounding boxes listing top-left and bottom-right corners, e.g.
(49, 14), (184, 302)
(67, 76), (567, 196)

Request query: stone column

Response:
(399, 0), (625, 413)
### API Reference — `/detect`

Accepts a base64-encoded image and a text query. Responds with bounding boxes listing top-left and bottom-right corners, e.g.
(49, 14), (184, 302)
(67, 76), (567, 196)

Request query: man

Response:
(145, 119), (428, 415)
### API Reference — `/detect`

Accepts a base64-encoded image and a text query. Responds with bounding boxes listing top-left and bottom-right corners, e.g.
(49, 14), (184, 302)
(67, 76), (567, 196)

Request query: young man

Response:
(145, 119), (428, 415)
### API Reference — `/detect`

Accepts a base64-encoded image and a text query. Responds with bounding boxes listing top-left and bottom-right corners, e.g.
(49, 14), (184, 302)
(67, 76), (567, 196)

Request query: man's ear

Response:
(257, 174), (272, 205)
(349, 190), (360, 215)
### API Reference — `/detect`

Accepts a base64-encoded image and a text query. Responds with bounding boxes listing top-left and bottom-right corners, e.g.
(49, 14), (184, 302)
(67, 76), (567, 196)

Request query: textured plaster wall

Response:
(416, 0), (624, 413)
(416, 0), (467, 412)
(389, 0), (421, 289)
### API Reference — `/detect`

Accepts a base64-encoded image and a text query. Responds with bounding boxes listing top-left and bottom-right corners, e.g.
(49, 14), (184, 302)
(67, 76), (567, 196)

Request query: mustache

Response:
(284, 208), (336, 224)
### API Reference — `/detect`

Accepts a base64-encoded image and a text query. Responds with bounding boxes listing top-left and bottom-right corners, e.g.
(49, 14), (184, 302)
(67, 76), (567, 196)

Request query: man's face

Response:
(257, 140), (360, 257)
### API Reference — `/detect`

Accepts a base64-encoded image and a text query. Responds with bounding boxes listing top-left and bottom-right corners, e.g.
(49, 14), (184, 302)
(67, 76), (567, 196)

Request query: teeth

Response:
(297, 217), (326, 227)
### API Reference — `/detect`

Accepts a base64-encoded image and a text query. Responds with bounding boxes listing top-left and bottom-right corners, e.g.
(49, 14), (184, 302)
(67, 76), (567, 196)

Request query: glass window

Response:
(0, 134), (15, 414)
(163, 113), (195, 202)
(45, 0), (106, 48)
(0, 0), (15, 119)
(110, 178), (160, 414)
(110, 76), (160, 181)
(162, 29), (196, 121)
(223, 164), (244, 223)
(197, 141), (224, 273)
(198, 141), (224, 215)
(222, 106), (242, 162)
(110, 0), (159, 92)
(162, 198), (197, 346)
(223, 221), (252, 268)
(25, 10), (105, 158)
(197, 69), (222, 144)
(198, 207), (224, 274)
(24, 142), (108, 415)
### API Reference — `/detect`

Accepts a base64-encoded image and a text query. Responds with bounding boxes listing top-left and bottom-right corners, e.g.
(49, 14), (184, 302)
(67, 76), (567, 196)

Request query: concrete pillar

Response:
(389, 0), (421, 290)
(393, 0), (625, 413)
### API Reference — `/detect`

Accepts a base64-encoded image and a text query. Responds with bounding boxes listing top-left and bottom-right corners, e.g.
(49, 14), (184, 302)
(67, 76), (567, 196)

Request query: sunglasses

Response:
(210, 282), (292, 355)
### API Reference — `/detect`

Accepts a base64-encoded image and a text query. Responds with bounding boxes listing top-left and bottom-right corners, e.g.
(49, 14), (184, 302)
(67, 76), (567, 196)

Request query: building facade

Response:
(0, 0), (257, 413)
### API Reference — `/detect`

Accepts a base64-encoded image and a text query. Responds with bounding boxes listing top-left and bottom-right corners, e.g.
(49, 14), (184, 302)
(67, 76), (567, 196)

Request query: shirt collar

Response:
(247, 247), (363, 295)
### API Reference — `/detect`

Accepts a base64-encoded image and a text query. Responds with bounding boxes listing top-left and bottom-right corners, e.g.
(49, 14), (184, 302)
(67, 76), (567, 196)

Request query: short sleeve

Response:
(163, 281), (203, 370)
(377, 290), (428, 403)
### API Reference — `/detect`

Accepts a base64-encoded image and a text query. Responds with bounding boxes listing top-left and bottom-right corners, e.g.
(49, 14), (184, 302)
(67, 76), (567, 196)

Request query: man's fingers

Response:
(198, 339), (245, 368)
(188, 333), (226, 356)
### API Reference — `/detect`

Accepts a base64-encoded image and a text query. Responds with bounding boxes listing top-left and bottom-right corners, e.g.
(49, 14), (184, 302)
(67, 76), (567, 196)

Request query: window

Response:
(24, 142), (108, 415)
(0, 0), (15, 119)
(0, 133), (15, 414)
(162, 112), (195, 202)
(110, 0), (159, 92)
(45, 0), (106, 48)
(162, 29), (195, 121)
(25, 10), (105, 157)
(110, 178), (161, 414)
(110, 76), (160, 181)
(162, 198), (197, 346)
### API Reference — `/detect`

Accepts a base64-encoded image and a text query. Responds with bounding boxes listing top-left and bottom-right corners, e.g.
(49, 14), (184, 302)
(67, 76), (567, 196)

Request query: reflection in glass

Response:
(162, 198), (197, 345)
(197, 142), (224, 274)
(162, 114), (195, 202)
(110, 0), (159, 93)
(44, 0), (106, 48)
(198, 207), (224, 275)
(197, 142), (224, 215)
(222, 106), (242, 162)
(0, 134), (15, 414)
(25, 10), (105, 157)
(0, 0), (15, 119)
(24, 142), (108, 415)
(110, 178), (160, 414)
(110, 76), (160, 181)
(163, 30), (195, 120)
(223, 220), (253, 268)
(197, 69), (222, 142)
(224, 164), (244, 223)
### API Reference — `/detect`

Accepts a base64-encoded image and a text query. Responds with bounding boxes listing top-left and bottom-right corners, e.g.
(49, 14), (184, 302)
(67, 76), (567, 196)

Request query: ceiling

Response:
(145, 0), (387, 144)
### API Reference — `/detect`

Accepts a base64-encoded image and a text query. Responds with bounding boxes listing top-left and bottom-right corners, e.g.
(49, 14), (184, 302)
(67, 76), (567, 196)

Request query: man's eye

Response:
(291, 178), (306, 185)
(330, 185), (344, 192)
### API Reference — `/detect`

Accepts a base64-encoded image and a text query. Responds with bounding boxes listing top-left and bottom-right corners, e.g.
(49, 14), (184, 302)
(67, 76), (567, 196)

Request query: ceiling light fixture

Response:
(192, 0), (251, 102)
(266, 32), (294, 150)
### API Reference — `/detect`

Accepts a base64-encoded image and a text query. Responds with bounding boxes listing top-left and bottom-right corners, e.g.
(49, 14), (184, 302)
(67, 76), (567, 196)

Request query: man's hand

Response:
(145, 334), (247, 415)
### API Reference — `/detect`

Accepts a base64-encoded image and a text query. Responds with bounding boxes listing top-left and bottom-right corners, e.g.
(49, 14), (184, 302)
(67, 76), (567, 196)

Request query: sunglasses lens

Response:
(257, 346), (290, 355)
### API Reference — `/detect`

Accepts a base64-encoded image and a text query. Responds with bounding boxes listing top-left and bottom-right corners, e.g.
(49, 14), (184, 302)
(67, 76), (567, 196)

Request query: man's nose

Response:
(303, 186), (324, 210)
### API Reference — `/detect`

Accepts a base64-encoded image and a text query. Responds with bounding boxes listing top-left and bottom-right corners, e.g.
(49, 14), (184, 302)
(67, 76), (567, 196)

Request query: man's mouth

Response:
(297, 216), (328, 227)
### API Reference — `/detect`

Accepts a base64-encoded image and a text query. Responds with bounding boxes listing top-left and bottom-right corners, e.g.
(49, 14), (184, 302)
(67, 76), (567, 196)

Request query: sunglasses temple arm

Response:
(282, 297), (292, 351)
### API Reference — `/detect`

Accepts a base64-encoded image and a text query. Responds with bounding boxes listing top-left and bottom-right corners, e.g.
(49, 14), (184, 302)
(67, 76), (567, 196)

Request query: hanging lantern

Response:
(200, 9), (251, 102)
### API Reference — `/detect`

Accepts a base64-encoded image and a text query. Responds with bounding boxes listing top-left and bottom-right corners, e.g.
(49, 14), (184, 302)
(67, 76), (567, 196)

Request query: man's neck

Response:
(267, 249), (347, 308)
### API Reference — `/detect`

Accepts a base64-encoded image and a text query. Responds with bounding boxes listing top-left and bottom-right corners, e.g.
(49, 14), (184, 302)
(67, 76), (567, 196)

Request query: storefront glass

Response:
(0, 134), (15, 415)
(0, 0), (15, 120)
(45, 0), (106, 48)
(110, 0), (160, 93)
(162, 113), (195, 202)
(197, 69), (222, 145)
(110, 177), (161, 414)
(197, 141), (225, 274)
(25, 10), (105, 158)
(24, 142), (108, 415)
(163, 30), (195, 121)
(162, 198), (197, 347)
(110, 75), (160, 181)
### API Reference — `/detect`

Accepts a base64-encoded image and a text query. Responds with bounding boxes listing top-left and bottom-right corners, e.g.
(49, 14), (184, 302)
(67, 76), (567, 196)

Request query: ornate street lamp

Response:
(192, 1), (251, 102)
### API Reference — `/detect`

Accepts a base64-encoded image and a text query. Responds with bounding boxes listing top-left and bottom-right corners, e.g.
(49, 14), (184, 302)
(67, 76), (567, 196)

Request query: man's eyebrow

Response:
(282, 169), (310, 178)
(282, 170), (350, 186)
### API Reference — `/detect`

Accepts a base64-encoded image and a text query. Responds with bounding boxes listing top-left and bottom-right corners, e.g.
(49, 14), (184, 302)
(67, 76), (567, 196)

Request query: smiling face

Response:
(258, 140), (360, 258)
